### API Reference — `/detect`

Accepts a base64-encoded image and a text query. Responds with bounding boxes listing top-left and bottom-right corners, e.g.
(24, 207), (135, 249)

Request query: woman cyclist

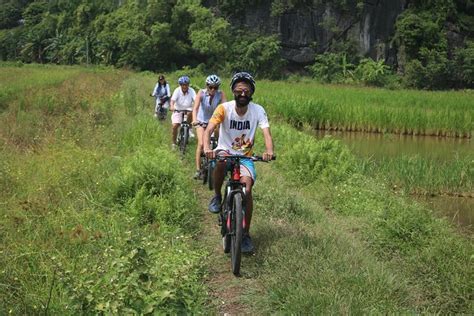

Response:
(192, 74), (227, 179)
(150, 74), (171, 118)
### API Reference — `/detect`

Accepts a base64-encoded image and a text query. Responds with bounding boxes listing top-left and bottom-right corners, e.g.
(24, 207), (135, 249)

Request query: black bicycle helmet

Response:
(230, 72), (256, 93)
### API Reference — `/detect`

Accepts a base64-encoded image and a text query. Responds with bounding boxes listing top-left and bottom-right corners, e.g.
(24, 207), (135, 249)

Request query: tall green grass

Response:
(0, 66), (208, 314)
(249, 124), (473, 313)
(0, 64), (84, 111)
(254, 81), (473, 137)
(359, 154), (474, 196)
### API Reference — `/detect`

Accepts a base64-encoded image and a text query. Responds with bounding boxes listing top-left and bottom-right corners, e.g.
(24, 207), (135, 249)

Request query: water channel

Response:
(313, 130), (473, 233)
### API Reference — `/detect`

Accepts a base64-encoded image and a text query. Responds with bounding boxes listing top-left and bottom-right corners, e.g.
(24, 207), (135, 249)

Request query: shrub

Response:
(275, 126), (356, 185)
(404, 49), (453, 89)
(307, 52), (355, 83)
(108, 150), (178, 206)
(354, 58), (391, 87)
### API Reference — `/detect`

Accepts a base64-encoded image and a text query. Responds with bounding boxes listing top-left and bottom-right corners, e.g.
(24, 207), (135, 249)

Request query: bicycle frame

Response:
(223, 159), (247, 231)
(175, 110), (191, 155)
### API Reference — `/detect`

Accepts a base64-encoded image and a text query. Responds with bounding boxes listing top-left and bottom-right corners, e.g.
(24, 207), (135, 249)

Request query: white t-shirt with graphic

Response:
(209, 101), (270, 156)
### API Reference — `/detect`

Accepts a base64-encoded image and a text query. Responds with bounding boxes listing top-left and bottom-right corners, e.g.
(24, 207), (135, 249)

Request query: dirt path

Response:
(193, 180), (256, 315)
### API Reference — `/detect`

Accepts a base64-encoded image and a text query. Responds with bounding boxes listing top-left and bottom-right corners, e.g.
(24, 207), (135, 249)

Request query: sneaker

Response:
(208, 195), (222, 214)
(171, 143), (177, 150)
(241, 234), (254, 253)
(193, 170), (201, 180)
(154, 113), (158, 118)
(189, 130), (195, 138)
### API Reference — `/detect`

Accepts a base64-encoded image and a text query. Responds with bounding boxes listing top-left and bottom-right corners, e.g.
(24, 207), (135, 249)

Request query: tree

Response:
(0, 3), (22, 29)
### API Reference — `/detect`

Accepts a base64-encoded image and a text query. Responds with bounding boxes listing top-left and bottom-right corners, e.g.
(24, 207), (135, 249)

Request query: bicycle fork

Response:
(224, 187), (247, 233)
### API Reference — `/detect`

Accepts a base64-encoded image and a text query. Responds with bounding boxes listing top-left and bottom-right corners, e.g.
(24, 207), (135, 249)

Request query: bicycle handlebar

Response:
(214, 154), (276, 162)
(172, 109), (192, 113)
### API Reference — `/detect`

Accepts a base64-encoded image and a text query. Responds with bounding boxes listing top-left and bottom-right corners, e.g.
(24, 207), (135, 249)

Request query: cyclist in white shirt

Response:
(203, 72), (274, 253)
(170, 76), (196, 148)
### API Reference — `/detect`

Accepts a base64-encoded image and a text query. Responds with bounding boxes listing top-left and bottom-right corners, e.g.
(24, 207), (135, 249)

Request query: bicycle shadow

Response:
(240, 218), (320, 278)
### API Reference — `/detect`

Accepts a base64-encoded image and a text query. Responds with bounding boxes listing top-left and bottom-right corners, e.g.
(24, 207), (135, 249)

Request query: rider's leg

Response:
(195, 126), (204, 171)
(171, 111), (183, 145)
(208, 160), (226, 213)
(240, 176), (253, 234)
(172, 123), (180, 145)
(213, 161), (226, 196)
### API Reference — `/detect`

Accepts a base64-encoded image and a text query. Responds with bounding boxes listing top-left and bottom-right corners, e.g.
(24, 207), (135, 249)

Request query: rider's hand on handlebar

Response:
(262, 152), (274, 161)
(192, 121), (199, 126)
(204, 148), (215, 159)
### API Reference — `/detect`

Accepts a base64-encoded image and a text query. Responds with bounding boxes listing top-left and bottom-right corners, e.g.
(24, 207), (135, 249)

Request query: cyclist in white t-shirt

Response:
(170, 76), (196, 148)
(203, 72), (274, 253)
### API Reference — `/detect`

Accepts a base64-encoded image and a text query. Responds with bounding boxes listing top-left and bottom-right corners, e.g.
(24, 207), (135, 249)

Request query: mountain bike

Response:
(216, 154), (275, 276)
(175, 110), (192, 156)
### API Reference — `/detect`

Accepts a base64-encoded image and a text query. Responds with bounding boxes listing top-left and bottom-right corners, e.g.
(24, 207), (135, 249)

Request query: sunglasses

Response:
(207, 86), (219, 91)
(233, 88), (251, 96)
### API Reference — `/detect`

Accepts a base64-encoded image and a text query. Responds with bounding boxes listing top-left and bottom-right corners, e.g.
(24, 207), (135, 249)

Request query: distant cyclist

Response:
(150, 74), (171, 118)
(192, 74), (227, 179)
(203, 72), (274, 253)
(170, 76), (196, 149)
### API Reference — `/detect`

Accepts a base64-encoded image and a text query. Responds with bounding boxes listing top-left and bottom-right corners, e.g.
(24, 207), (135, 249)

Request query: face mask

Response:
(234, 94), (252, 107)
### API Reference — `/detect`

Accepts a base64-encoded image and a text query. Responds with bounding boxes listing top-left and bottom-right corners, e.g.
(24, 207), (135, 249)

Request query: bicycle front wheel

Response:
(180, 126), (188, 155)
(231, 193), (243, 276)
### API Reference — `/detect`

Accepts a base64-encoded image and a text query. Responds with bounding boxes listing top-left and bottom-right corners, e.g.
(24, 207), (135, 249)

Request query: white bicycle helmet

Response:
(206, 74), (221, 86)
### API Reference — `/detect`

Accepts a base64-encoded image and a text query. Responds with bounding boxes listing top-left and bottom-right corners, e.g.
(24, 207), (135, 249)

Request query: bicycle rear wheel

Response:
(231, 193), (243, 276)
(207, 160), (214, 190)
(201, 156), (208, 185)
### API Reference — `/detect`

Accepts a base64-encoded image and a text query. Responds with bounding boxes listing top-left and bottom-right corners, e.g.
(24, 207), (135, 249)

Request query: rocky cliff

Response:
(206, 0), (407, 66)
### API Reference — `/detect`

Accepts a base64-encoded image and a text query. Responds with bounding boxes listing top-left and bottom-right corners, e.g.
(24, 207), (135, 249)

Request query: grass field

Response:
(1, 65), (472, 314)
(0, 67), (207, 314)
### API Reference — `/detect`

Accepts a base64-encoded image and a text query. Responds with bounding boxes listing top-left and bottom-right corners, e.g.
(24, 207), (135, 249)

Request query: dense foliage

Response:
(0, 0), (284, 78)
(394, 0), (474, 89)
(0, 0), (473, 87)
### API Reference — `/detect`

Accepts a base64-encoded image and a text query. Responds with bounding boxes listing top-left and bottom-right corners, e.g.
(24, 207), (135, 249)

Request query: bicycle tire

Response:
(231, 193), (243, 276)
(207, 161), (214, 191)
(180, 126), (188, 155)
(158, 109), (166, 120)
(222, 212), (231, 253)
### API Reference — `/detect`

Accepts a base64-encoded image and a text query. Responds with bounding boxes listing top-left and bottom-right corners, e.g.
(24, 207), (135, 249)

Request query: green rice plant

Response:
(255, 80), (473, 137)
(360, 154), (474, 195)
